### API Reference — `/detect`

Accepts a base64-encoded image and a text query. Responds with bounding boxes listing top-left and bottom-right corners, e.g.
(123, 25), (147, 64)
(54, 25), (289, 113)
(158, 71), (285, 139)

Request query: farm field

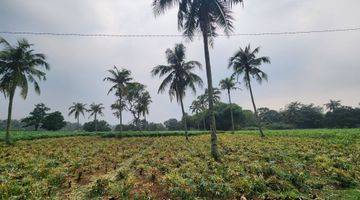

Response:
(0, 129), (359, 199)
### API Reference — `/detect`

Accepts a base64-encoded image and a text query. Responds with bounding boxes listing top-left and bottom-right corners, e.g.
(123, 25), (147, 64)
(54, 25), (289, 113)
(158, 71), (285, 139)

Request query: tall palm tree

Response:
(324, 99), (341, 112)
(68, 102), (87, 130)
(103, 66), (132, 133)
(152, 0), (243, 160)
(219, 77), (238, 132)
(0, 37), (49, 144)
(151, 43), (203, 140)
(229, 44), (270, 137)
(88, 103), (105, 132)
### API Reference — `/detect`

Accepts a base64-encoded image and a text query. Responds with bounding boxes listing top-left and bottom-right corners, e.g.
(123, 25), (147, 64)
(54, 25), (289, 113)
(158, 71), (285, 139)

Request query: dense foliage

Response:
(41, 111), (66, 131)
(0, 129), (359, 199)
(21, 103), (50, 131)
(83, 120), (111, 132)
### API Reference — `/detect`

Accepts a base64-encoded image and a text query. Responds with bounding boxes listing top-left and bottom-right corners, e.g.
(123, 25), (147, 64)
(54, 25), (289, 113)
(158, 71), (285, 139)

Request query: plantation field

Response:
(0, 129), (359, 199)
(1, 128), (359, 142)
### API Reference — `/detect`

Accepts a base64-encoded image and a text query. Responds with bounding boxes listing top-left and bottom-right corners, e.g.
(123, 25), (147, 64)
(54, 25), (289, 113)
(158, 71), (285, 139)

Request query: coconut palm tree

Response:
(324, 99), (341, 112)
(88, 103), (105, 132)
(68, 103), (87, 130)
(190, 99), (204, 130)
(229, 44), (270, 137)
(111, 99), (126, 127)
(200, 88), (221, 105)
(103, 66), (132, 133)
(0, 37), (49, 144)
(138, 91), (152, 127)
(219, 77), (238, 132)
(151, 43), (203, 140)
(152, 0), (243, 160)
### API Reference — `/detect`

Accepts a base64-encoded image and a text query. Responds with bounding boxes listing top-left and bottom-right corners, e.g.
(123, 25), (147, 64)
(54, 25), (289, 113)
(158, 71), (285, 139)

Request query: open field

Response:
(0, 129), (360, 199)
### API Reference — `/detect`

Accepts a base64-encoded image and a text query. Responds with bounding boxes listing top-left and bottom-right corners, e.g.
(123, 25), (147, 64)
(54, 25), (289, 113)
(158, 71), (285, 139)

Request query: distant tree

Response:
(219, 77), (238, 132)
(110, 99), (126, 128)
(125, 82), (147, 129)
(229, 45), (270, 137)
(199, 88), (221, 106)
(0, 37), (49, 144)
(21, 103), (50, 131)
(190, 99), (205, 130)
(83, 120), (111, 132)
(147, 122), (167, 131)
(151, 43), (203, 140)
(68, 102), (87, 130)
(258, 107), (282, 125)
(88, 103), (105, 132)
(138, 91), (152, 130)
(103, 66), (132, 133)
(324, 106), (360, 128)
(281, 102), (324, 128)
(164, 118), (182, 131)
(324, 99), (342, 112)
(152, 0), (243, 161)
(214, 102), (246, 131)
(41, 111), (66, 131)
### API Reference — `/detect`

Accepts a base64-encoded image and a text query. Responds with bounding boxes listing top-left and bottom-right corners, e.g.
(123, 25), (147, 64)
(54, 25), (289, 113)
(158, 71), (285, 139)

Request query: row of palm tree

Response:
(104, 68), (152, 131)
(68, 103), (104, 131)
(152, 0), (245, 160)
(152, 42), (270, 159)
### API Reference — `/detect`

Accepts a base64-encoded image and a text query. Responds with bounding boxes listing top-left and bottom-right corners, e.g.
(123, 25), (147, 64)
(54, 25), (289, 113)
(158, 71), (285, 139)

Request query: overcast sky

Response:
(0, 0), (359, 125)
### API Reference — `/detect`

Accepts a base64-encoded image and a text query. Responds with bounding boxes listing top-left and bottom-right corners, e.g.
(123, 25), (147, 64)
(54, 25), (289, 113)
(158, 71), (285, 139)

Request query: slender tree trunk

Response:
(5, 89), (15, 145)
(144, 115), (147, 131)
(247, 74), (265, 137)
(203, 117), (206, 130)
(196, 111), (200, 130)
(179, 97), (189, 140)
(119, 112), (123, 132)
(119, 96), (123, 133)
(228, 90), (235, 132)
(77, 117), (80, 131)
(202, 32), (220, 161)
(94, 113), (97, 132)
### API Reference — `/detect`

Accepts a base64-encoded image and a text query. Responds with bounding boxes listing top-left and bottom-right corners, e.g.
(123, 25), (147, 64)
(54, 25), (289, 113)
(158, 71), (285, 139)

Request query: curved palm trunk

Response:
(179, 97), (189, 140)
(202, 32), (220, 161)
(247, 74), (265, 137)
(5, 89), (15, 145)
(227, 90), (235, 132)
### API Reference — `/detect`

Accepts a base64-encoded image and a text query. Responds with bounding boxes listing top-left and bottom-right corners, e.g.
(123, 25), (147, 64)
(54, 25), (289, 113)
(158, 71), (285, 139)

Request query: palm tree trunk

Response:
(119, 111), (123, 132)
(77, 117), (80, 131)
(5, 89), (15, 145)
(179, 97), (189, 140)
(202, 32), (220, 161)
(119, 96), (123, 133)
(247, 75), (265, 137)
(94, 113), (97, 132)
(228, 90), (235, 133)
